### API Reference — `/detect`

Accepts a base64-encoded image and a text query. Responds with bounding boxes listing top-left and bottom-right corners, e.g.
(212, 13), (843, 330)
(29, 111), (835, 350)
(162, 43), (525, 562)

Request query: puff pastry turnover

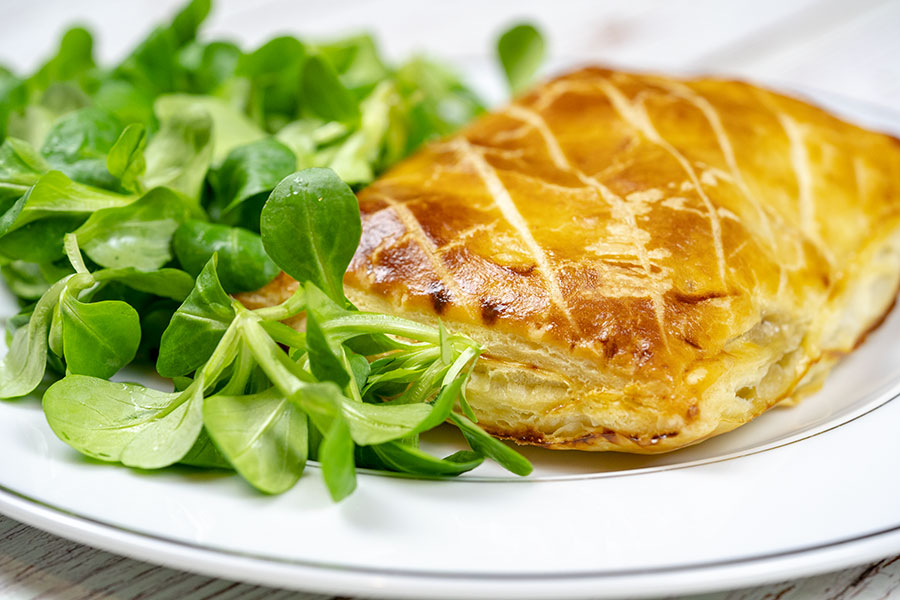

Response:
(245, 68), (900, 453)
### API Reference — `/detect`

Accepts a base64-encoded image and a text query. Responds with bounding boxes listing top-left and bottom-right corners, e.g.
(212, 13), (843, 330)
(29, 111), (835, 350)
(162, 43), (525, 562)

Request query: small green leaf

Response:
(450, 412), (532, 476)
(153, 94), (266, 164)
(204, 387), (309, 494)
(346, 349), (370, 391)
(0, 261), (49, 300)
(60, 293), (140, 378)
(173, 220), (279, 293)
(7, 83), (90, 150)
(237, 37), (307, 131)
(179, 428), (232, 469)
(178, 41), (241, 94)
(304, 305), (350, 388)
(40, 107), (122, 189)
(114, 26), (179, 96)
(43, 375), (205, 468)
(392, 57), (485, 153)
(120, 378), (205, 468)
(75, 187), (191, 270)
(341, 400), (431, 446)
(0, 138), (49, 205)
(260, 168), (361, 304)
(301, 54), (360, 123)
(319, 417), (356, 501)
(0, 170), (135, 237)
(169, 0), (211, 47)
(143, 98), (213, 201)
(106, 123), (146, 193)
(0, 215), (86, 263)
(0, 277), (68, 398)
(496, 23), (546, 95)
(94, 267), (195, 301)
(28, 26), (95, 93)
(317, 80), (399, 185)
(315, 34), (390, 94)
(208, 138), (296, 226)
(373, 443), (483, 476)
(157, 255), (235, 377)
(92, 79), (155, 127)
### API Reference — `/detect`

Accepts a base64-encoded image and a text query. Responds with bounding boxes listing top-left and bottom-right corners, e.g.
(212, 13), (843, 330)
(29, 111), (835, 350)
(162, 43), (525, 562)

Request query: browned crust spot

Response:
(480, 297), (506, 325)
(426, 282), (452, 315)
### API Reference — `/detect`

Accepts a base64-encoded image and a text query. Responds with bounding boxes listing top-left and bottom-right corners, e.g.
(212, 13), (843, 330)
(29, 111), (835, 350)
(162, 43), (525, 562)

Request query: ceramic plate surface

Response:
(1, 2), (900, 598)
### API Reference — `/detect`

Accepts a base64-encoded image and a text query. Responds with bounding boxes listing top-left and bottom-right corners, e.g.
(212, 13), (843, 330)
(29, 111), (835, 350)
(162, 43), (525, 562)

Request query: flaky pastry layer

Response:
(243, 68), (900, 453)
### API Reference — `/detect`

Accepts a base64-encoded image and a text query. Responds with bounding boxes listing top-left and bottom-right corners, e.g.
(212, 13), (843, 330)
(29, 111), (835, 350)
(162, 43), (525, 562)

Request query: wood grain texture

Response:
(0, 515), (328, 600)
(679, 556), (900, 600)
(0, 509), (897, 600)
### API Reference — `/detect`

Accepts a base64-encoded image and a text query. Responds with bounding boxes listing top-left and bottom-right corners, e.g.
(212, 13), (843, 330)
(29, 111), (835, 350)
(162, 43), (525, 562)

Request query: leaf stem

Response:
(323, 313), (442, 344)
(253, 286), (306, 321)
(63, 233), (89, 275)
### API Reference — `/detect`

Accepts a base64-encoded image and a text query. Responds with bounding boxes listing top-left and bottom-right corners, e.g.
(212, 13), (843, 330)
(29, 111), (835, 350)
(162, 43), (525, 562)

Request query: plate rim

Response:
(0, 476), (898, 600)
(0, 390), (898, 599)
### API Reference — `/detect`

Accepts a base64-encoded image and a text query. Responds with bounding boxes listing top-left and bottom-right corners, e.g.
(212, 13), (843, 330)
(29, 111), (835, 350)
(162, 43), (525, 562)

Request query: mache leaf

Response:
(204, 386), (308, 494)
(208, 137), (296, 226)
(74, 187), (191, 270)
(106, 123), (146, 193)
(179, 427), (233, 469)
(143, 98), (213, 201)
(40, 107), (122, 189)
(0, 137), (49, 205)
(0, 277), (68, 398)
(43, 375), (204, 468)
(260, 168), (361, 304)
(173, 220), (279, 293)
(0, 261), (49, 300)
(450, 412), (532, 476)
(318, 416), (356, 501)
(156, 255), (235, 377)
(497, 23), (545, 96)
(60, 293), (141, 378)
(301, 54), (360, 123)
(153, 94), (265, 163)
(372, 443), (483, 476)
(0, 170), (135, 237)
(94, 267), (195, 301)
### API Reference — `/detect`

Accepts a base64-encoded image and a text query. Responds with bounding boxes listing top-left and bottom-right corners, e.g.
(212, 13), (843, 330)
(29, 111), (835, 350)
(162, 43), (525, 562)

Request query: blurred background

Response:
(1, 0), (898, 111)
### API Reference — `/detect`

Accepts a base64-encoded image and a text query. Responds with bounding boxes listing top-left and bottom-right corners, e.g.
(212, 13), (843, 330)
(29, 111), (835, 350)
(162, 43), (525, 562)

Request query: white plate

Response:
(0, 93), (898, 600)
(3, 2), (900, 599)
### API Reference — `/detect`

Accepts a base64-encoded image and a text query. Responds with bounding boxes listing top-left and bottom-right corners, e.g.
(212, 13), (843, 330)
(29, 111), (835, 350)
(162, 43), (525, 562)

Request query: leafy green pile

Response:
(0, 0), (545, 499)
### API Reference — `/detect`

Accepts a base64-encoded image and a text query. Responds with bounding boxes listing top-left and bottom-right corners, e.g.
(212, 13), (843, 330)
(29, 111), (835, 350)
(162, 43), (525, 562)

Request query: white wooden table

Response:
(1, 0), (899, 598)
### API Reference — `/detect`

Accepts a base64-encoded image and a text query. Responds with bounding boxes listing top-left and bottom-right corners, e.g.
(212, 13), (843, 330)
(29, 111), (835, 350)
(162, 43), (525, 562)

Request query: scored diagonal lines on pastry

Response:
(502, 103), (672, 351)
(370, 193), (473, 317)
(648, 78), (790, 296)
(594, 76), (730, 287)
(449, 136), (583, 333)
(779, 113), (834, 265)
(436, 222), (498, 256)
(752, 88), (836, 268)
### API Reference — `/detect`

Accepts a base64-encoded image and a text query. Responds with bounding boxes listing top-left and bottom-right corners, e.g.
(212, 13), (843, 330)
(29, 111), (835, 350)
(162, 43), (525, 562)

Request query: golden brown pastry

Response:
(245, 67), (900, 453)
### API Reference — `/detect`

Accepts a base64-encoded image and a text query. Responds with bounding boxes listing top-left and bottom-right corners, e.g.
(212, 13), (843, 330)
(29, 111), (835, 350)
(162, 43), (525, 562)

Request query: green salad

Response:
(0, 0), (546, 499)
